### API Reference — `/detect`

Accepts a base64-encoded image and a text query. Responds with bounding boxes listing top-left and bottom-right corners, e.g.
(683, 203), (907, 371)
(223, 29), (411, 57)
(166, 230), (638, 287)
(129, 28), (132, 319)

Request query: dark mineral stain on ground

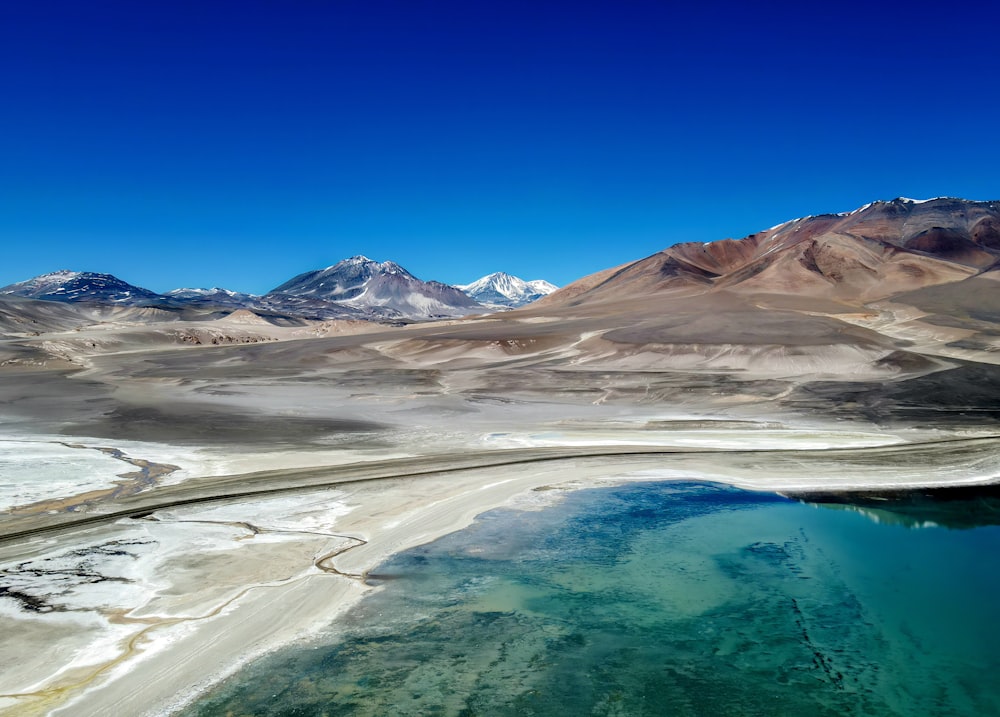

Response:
(62, 404), (388, 445)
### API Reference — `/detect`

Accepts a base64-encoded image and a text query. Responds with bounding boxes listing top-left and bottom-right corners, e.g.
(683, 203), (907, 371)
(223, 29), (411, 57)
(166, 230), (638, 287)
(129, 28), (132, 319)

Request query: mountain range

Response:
(0, 258), (558, 323)
(3, 197), (999, 343)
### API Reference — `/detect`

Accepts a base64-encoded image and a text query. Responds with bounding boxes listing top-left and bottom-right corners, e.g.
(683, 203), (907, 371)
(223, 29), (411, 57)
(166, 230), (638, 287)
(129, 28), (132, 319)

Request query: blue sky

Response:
(1, 0), (998, 294)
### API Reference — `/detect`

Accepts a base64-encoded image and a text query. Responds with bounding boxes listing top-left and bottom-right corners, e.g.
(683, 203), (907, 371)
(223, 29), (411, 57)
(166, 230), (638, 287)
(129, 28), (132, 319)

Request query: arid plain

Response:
(2, 198), (1000, 715)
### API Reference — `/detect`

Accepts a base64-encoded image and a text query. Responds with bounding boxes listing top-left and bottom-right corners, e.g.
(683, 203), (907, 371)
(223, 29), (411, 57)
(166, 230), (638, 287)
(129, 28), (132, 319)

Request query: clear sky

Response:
(1, 0), (998, 294)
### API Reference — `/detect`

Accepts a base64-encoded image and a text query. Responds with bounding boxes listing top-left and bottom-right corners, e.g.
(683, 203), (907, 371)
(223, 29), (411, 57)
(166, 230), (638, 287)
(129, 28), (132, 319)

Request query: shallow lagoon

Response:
(185, 481), (1000, 716)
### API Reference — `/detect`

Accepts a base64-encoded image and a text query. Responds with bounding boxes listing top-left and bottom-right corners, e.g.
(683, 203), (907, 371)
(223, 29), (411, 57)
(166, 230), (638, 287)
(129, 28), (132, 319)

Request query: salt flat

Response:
(3, 428), (999, 715)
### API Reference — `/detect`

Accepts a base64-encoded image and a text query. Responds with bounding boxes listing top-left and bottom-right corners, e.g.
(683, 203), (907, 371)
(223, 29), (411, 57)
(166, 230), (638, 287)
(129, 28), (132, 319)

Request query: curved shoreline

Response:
(2, 435), (999, 716)
(4, 434), (1000, 545)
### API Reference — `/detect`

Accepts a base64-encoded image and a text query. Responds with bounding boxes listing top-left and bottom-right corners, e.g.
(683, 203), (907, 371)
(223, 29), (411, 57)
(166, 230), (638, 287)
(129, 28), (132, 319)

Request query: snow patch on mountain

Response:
(897, 197), (950, 204)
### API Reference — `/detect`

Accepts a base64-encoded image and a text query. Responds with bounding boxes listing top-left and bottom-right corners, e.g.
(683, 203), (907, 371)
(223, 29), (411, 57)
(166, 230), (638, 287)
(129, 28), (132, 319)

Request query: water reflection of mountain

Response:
(790, 485), (1000, 530)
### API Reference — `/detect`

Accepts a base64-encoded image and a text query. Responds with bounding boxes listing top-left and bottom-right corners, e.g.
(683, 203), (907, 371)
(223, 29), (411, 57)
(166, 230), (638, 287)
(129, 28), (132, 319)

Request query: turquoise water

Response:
(184, 482), (1000, 716)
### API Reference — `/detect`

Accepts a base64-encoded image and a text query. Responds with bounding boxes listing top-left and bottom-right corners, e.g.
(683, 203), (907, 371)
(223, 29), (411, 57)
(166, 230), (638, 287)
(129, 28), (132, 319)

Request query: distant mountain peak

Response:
(166, 287), (256, 298)
(456, 272), (558, 309)
(0, 270), (160, 304)
(268, 256), (482, 319)
(40, 269), (81, 279)
(318, 256), (415, 279)
(476, 271), (518, 284)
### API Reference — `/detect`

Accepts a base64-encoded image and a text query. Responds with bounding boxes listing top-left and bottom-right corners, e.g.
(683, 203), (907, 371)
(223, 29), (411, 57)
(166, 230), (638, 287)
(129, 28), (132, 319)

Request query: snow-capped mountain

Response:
(267, 256), (484, 319)
(166, 287), (255, 299)
(456, 272), (558, 309)
(0, 270), (161, 304)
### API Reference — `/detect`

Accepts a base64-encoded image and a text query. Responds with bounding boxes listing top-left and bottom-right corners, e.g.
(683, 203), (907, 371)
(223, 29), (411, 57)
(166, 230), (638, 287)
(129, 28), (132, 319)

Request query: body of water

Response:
(184, 481), (1000, 716)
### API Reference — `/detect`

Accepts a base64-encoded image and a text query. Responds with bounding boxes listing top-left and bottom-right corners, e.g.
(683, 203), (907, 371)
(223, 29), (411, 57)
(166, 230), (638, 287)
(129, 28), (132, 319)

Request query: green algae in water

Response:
(184, 482), (1000, 716)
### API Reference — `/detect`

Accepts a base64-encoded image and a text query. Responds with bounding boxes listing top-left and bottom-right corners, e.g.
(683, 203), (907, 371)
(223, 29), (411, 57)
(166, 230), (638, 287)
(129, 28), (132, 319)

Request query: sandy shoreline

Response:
(1, 429), (999, 716)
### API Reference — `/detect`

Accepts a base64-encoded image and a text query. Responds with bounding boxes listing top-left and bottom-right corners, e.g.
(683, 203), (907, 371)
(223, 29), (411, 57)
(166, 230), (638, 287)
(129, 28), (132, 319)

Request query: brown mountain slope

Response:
(545, 198), (1000, 308)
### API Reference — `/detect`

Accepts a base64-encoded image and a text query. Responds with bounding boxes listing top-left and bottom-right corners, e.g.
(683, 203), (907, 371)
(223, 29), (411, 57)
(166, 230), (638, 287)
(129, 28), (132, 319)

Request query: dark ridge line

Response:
(2, 436), (999, 547)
